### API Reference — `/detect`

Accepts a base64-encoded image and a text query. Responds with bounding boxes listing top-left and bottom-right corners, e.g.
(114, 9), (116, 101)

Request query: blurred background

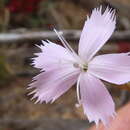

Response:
(0, 0), (130, 130)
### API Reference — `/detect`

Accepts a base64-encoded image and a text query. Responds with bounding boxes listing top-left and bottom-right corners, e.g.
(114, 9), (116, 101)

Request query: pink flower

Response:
(28, 6), (130, 126)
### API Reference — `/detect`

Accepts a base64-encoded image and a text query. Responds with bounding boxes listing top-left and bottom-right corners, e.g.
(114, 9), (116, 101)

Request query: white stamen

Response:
(54, 28), (82, 63)
(54, 28), (73, 52)
(76, 74), (81, 107)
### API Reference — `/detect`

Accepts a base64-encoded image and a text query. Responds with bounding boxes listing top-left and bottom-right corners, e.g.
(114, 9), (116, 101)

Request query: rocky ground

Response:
(0, 75), (128, 130)
(0, 77), (91, 130)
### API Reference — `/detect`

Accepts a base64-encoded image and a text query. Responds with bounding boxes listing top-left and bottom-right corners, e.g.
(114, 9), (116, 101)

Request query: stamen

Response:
(73, 63), (79, 68)
(83, 64), (88, 72)
(54, 29), (82, 63)
(73, 62), (88, 72)
(54, 29), (73, 53)
(76, 74), (81, 107)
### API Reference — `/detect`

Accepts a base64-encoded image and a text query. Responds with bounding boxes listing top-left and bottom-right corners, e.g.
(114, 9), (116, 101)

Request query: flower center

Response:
(82, 64), (88, 72)
(73, 63), (88, 72)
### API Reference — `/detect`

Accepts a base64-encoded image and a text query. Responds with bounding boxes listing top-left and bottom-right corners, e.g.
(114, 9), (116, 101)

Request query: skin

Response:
(89, 102), (130, 130)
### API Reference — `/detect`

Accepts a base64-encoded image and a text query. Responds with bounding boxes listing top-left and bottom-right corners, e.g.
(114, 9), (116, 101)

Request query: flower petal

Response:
(80, 73), (115, 126)
(29, 62), (80, 103)
(78, 6), (116, 62)
(32, 40), (76, 69)
(89, 53), (130, 85)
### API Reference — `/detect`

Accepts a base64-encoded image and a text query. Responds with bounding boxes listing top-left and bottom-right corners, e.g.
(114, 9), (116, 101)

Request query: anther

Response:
(73, 63), (79, 68)
(82, 64), (88, 72)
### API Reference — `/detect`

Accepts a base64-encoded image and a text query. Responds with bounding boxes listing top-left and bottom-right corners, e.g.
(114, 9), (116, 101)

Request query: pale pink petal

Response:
(80, 73), (115, 125)
(88, 53), (130, 85)
(29, 40), (80, 103)
(78, 6), (116, 62)
(32, 40), (76, 69)
(29, 63), (80, 103)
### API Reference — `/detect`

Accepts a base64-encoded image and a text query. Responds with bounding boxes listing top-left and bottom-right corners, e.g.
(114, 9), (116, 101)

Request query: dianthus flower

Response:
(28, 6), (130, 126)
